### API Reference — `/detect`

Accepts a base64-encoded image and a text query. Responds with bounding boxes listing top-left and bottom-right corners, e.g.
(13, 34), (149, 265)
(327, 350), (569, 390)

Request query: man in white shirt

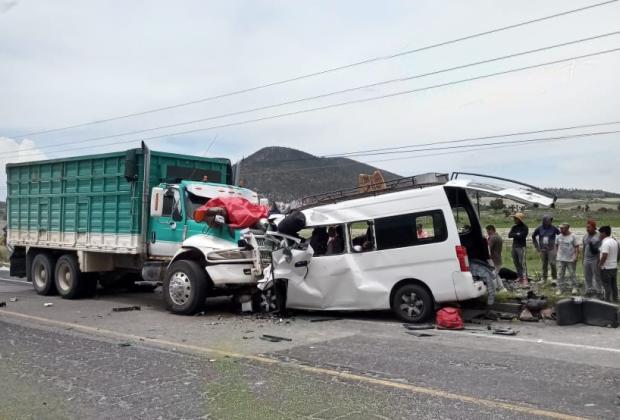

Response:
(598, 226), (618, 303)
(555, 223), (580, 296)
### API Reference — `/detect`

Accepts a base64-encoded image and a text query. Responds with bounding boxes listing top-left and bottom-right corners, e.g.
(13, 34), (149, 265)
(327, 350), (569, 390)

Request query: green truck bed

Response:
(6, 146), (232, 254)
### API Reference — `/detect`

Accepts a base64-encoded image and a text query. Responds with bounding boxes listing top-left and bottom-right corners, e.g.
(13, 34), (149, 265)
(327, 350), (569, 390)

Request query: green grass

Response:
(0, 245), (8, 264)
(480, 208), (620, 229)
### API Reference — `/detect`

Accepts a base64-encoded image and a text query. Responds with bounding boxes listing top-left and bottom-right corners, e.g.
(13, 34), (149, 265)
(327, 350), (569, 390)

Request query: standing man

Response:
(508, 212), (528, 286)
(555, 223), (580, 296)
(582, 219), (602, 298)
(486, 225), (504, 290)
(532, 215), (560, 284)
(598, 226), (618, 303)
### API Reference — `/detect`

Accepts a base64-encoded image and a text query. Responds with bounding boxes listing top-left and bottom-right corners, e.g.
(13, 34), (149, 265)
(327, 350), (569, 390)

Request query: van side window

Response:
(349, 221), (375, 252)
(452, 207), (473, 234)
(375, 211), (447, 250)
(308, 225), (345, 256)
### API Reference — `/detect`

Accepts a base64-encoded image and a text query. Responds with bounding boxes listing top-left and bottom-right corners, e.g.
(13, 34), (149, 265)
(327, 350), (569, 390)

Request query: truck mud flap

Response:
(9, 247), (26, 278)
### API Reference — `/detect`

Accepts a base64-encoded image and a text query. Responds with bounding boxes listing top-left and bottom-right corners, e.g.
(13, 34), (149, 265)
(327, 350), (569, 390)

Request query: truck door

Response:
(149, 187), (185, 257)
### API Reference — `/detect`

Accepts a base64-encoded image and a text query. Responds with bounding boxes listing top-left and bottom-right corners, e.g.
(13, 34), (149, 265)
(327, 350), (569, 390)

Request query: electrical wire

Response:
(7, 30), (619, 159)
(238, 130), (620, 176)
(5, 47), (620, 161)
(10, 0), (618, 139)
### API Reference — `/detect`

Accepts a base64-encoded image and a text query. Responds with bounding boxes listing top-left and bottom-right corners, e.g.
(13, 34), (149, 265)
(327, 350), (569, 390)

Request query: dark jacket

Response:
(508, 222), (528, 248)
(532, 224), (560, 251)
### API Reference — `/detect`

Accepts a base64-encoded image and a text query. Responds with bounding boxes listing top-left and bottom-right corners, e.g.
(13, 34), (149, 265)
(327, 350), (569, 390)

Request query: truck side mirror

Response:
(150, 187), (164, 217)
(172, 207), (183, 222)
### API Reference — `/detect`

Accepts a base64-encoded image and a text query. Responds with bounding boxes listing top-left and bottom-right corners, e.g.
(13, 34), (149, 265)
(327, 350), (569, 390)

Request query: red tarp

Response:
(193, 197), (268, 229)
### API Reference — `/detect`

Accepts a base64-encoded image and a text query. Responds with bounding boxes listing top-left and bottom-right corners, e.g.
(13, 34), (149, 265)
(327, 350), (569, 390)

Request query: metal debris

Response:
(9, 297), (18, 302)
(260, 334), (292, 342)
(405, 331), (434, 338)
(43, 302), (53, 307)
(112, 305), (141, 312)
(309, 317), (343, 323)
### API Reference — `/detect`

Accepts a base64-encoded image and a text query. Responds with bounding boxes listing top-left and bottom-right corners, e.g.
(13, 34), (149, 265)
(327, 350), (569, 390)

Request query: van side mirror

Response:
(150, 187), (164, 217)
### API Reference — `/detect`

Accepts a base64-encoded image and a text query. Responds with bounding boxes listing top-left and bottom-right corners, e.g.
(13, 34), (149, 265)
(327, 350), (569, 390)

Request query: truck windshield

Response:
(185, 191), (210, 220)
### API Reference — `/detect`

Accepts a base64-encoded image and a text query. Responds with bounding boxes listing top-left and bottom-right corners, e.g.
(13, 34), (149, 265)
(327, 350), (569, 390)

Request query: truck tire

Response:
(54, 254), (83, 299)
(391, 283), (433, 323)
(31, 253), (57, 295)
(163, 260), (208, 315)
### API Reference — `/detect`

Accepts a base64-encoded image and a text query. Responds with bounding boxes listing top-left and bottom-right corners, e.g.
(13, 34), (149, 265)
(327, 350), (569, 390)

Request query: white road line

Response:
(432, 328), (620, 353)
(0, 277), (30, 285)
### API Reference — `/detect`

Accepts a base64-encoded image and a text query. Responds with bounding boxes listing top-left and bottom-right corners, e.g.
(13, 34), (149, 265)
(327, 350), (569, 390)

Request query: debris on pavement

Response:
(492, 327), (519, 336)
(309, 316), (343, 323)
(43, 302), (53, 307)
(112, 305), (141, 312)
(402, 323), (434, 330)
(9, 297), (18, 302)
(118, 342), (132, 347)
(260, 334), (292, 342)
(0, 301), (6, 307)
(405, 331), (434, 338)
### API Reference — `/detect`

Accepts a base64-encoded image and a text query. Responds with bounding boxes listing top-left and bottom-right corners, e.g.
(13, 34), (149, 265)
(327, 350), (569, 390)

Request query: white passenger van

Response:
(266, 173), (555, 322)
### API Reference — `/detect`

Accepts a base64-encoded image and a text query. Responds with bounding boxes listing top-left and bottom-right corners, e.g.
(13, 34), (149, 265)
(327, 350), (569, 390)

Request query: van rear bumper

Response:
(452, 271), (487, 301)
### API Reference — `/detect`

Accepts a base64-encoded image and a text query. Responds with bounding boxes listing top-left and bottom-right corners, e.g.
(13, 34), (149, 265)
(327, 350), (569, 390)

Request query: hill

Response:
(545, 188), (620, 200)
(234, 147), (401, 202)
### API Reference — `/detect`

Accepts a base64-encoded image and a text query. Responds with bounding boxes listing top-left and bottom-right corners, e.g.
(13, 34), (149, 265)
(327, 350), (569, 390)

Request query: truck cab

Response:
(147, 181), (260, 258)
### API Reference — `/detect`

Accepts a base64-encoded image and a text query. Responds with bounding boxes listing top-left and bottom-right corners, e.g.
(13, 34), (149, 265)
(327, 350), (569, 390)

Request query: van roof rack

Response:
(296, 173), (449, 209)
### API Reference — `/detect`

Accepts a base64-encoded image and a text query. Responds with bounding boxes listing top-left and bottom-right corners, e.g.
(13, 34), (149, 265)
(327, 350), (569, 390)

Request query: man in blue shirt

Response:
(532, 215), (560, 285)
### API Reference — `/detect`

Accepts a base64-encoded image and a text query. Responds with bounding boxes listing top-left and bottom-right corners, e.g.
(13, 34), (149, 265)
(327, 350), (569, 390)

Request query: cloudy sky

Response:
(1, 0), (619, 199)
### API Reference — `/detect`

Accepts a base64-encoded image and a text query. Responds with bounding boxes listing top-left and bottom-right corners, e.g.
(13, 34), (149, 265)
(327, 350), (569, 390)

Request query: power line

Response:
(250, 120), (620, 164)
(5, 47), (619, 161)
(8, 31), (618, 159)
(2, 129), (617, 192)
(238, 130), (620, 177)
(10, 0), (618, 139)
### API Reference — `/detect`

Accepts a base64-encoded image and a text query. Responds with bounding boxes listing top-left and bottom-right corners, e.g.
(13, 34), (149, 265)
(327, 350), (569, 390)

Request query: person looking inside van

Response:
(416, 223), (429, 239)
(310, 227), (329, 256)
(326, 225), (344, 255)
(508, 212), (528, 286)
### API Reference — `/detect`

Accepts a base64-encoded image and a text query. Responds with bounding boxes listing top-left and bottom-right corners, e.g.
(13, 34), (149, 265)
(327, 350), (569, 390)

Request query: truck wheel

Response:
(391, 283), (433, 323)
(31, 253), (57, 295)
(163, 260), (208, 315)
(54, 254), (83, 299)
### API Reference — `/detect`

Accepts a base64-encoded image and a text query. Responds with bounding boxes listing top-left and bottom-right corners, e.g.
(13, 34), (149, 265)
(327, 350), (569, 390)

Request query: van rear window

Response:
(375, 210), (447, 250)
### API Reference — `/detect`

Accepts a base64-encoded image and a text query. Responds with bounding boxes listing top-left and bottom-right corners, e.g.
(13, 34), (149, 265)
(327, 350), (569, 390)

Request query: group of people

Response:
(485, 214), (619, 303)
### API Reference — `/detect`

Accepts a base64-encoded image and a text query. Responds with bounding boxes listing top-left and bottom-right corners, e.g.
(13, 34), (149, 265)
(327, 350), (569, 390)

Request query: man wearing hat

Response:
(508, 212), (529, 285)
(555, 223), (580, 295)
(598, 225), (618, 302)
(532, 215), (560, 284)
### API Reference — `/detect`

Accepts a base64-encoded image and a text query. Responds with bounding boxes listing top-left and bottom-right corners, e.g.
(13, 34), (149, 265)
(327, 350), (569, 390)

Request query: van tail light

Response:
(455, 245), (470, 272)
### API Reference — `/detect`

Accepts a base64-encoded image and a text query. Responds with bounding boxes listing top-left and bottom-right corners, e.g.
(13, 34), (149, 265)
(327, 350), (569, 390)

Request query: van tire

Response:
(163, 260), (208, 315)
(54, 254), (83, 299)
(391, 283), (433, 323)
(31, 253), (56, 295)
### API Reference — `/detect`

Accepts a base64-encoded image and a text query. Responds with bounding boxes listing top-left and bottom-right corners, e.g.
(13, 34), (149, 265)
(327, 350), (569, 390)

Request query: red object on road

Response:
(194, 197), (268, 229)
(436, 307), (464, 330)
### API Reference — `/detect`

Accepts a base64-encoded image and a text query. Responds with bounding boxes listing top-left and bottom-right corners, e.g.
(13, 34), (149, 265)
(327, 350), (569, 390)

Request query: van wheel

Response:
(163, 260), (208, 315)
(253, 287), (279, 313)
(54, 254), (83, 299)
(391, 283), (433, 323)
(31, 253), (56, 295)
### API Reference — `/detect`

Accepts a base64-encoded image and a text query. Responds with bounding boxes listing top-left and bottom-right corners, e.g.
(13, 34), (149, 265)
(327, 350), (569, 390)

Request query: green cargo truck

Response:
(6, 144), (267, 314)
